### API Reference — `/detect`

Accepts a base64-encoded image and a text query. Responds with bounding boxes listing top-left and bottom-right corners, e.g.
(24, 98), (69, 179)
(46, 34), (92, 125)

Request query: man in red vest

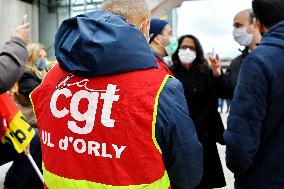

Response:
(31, 0), (203, 188)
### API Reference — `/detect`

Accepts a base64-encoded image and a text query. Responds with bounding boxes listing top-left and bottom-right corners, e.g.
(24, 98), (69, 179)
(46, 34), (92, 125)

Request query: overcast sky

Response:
(177, 0), (252, 58)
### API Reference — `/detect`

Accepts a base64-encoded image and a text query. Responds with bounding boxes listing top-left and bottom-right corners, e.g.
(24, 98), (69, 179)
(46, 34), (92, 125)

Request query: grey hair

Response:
(102, 0), (150, 26)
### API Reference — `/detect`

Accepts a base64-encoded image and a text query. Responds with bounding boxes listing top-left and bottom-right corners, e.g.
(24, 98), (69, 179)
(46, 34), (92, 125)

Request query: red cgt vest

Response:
(31, 64), (171, 189)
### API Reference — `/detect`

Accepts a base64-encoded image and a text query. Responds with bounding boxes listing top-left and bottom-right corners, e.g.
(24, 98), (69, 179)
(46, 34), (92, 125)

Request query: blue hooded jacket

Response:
(225, 20), (284, 188)
(55, 11), (203, 189)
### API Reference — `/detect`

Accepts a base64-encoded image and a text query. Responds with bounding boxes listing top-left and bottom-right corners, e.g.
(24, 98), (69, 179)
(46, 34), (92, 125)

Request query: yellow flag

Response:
(0, 93), (35, 153)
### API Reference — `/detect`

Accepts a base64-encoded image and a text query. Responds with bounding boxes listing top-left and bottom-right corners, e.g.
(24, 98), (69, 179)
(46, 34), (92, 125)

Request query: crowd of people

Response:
(0, 0), (283, 188)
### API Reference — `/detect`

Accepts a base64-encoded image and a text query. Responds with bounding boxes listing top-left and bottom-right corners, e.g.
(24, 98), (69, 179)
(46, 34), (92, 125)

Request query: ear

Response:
(249, 18), (258, 32)
(255, 18), (266, 35)
(252, 18), (259, 30)
(140, 19), (150, 34)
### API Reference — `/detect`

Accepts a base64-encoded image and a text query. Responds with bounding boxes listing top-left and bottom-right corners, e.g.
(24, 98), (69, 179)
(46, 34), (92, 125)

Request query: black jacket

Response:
(173, 62), (226, 188)
(18, 69), (42, 99)
(225, 20), (284, 189)
(213, 47), (250, 99)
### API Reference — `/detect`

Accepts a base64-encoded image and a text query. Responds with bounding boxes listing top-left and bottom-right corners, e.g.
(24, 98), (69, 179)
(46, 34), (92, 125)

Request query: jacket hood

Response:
(55, 11), (157, 77)
(260, 20), (284, 49)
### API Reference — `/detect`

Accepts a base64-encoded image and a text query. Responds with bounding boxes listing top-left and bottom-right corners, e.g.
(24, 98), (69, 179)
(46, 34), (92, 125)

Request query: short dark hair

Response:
(252, 0), (284, 28)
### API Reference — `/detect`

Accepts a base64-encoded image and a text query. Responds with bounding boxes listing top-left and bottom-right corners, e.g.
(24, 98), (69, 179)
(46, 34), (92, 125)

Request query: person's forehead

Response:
(39, 49), (46, 56)
(234, 11), (250, 25)
(39, 49), (46, 53)
(181, 38), (195, 46)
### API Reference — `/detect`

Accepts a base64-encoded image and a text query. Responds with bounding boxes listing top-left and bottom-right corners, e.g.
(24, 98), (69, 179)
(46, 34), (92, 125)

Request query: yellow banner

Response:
(1, 112), (35, 153)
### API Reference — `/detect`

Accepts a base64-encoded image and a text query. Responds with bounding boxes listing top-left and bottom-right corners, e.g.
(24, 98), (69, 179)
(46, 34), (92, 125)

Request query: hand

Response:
(11, 23), (30, 45)
(24, 144), (30, 155)
(209, 54), (222, 77)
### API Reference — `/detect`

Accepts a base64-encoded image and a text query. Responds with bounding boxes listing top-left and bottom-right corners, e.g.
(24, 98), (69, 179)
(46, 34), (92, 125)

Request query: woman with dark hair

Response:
(172, 35), (226, 189)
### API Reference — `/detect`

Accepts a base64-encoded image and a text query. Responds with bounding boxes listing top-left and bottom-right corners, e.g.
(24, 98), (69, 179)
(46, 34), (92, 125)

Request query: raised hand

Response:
(209, 54), (222, 77)
(11, 22), (30, 45)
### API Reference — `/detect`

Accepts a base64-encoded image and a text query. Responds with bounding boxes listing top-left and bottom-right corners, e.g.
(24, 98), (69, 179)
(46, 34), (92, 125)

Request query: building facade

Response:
(1, 0), (187, 58)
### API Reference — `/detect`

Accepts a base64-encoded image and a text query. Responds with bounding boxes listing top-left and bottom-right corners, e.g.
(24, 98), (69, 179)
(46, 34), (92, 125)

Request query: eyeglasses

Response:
(180, 45), (196, 51)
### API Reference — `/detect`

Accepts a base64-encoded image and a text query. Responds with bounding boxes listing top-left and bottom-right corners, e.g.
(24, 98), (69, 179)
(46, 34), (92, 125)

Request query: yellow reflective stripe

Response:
(43, 164), (170, 189)
(152, 75), (170, 154)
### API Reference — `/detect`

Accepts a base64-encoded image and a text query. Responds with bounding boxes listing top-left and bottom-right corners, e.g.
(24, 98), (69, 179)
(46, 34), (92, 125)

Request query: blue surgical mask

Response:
(164, 38), (178, 57)
(35, 58), (48, 71)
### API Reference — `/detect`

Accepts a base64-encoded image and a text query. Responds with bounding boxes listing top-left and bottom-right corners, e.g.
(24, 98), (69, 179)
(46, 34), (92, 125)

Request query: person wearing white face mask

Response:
(172, 34), (226, 189)
(224, 0), (284, 187)
(232, 9), (262, 53)
(178, 48), (196, 65)
(211, 9), (262, 98)
(233, 24), (254, 47)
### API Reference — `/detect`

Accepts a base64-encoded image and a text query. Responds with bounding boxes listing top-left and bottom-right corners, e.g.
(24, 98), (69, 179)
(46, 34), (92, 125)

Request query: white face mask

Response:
(233, 27), (253, 46)
(178, 48), (196, 64)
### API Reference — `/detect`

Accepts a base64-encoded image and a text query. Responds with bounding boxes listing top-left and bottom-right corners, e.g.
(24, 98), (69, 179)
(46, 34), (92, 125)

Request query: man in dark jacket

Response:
(211, 9), (262, 98)
(224, 0), (284, 188)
